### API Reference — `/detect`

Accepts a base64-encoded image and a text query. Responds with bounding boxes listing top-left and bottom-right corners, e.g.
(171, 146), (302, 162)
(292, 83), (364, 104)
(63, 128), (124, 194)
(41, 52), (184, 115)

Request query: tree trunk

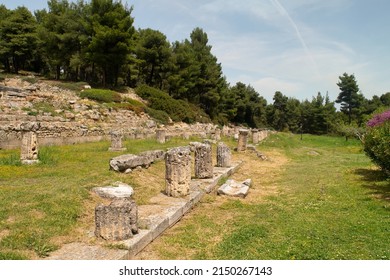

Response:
(12, 56), (19, 74)
(56, 65), (61, 80)
(4, 58), (10, 73)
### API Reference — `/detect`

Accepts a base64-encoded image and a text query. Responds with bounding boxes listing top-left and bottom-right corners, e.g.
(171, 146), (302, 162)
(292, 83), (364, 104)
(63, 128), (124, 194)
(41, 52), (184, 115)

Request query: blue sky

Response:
(2, 0), (390, 103)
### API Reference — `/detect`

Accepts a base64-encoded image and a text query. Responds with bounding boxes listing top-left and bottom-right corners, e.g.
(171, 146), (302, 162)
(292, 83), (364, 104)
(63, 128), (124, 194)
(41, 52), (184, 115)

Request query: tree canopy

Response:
(0, 2), (388, 132)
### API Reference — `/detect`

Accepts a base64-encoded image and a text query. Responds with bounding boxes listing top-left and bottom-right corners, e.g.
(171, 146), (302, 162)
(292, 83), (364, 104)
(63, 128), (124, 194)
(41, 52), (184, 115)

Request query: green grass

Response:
(1, 133), (389, 260)
(0, 137), (196, 259)
(142, 133), (390, 260)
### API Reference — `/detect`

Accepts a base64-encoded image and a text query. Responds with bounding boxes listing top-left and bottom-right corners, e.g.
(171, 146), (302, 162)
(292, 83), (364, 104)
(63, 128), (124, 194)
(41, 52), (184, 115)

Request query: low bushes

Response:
(136, 85), (210, 124)
(79, 89), (122, 103)
(363, 110), (390, 174)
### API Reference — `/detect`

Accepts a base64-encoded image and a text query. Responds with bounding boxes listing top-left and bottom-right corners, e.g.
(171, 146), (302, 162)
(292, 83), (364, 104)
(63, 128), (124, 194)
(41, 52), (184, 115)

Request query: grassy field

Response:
(0, 137), (194, 259)
(0, 133), (389, 260)
(135, 133), (390, 260)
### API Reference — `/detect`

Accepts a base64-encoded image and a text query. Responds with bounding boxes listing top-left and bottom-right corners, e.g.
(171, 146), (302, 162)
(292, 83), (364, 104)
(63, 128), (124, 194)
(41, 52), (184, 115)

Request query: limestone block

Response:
(92, 182), (134, 199)
(165, 146), (191, 197)
(108, 130), (126, 151)
(109, 150), (165, 172)
(237, 129), (249, 152)
(156, 129), (166, 144)
(95, 198), (138, 241)
(252, 129), (260, 144)
(216, 142), (231, 167)
(20, 131), (39, 164)
(194, 143), (213, 179)
(217, 179), (251, 198)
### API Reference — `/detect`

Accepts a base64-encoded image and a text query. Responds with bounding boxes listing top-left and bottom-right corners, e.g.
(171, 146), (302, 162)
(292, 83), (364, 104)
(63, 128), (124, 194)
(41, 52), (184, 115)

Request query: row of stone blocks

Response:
(95, 141), (232, 242)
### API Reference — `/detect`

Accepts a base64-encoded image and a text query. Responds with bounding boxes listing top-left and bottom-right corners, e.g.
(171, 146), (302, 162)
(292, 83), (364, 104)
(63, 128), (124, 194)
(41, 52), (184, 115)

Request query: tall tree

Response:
(269, 91), (289, 131)
(86, 0), (135, 86)
(168, 40), (198, 100)
(135, 28), (171, 88)
(187, 27), (224, 118)
(0, 6), (38, 73)
(336, 73), (361, 124)
(36, 0), (88, 80)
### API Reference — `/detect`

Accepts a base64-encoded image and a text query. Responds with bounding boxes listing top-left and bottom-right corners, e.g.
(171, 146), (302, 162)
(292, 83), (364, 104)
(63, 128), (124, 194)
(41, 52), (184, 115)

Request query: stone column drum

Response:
(216, 142), (231, 167)
(156, 129), (166, 144)
(213, 128), (221, 141)
(95, 198), (138, 241)
(194, 143), (213, 179)
(237, 129), (249, 152)
(165, 146), (191, 197)
(20, 122), (40, 164)
(20, 131), (39, 164)
(108, 130), (126, 151)
(252, 129), (260, 144)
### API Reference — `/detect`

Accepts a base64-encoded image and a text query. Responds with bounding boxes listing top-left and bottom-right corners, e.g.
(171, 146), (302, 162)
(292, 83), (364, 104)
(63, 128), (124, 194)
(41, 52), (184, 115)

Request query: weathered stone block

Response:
(216, 142), (231, 167)
(165, 146), (191, 197)
(237, 129), (249, 152)
(108, 130), (126, 151)
(109, 150), (165, 172)
(194, 143), (213, 179)
(92, 182), (134, 199)
(252, 129), (260, 144)
(20, 131), (39, 164)
(156, 129), (166, 144)
(217, 179), (251, 198)
(95, 198), (138, 241)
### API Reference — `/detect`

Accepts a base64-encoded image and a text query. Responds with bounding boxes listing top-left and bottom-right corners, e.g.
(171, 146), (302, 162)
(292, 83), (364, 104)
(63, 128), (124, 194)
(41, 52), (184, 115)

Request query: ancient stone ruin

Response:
(252, 129), (260, 144)
(259, 130), (268, 142)
(109, 150), (165, 173)
(237, 129), (249, 152)
(108, 130), (126, 152)
(194, 143), (213, 179)
(165, 146), (191, 197)
(95, 198), (138, 241)
(20, 122), (40, 164)
(92, 182), (134, 199)
(218, 179), (252, 198)
(156, 129), (166, 144)
(216, 142), (231, 167)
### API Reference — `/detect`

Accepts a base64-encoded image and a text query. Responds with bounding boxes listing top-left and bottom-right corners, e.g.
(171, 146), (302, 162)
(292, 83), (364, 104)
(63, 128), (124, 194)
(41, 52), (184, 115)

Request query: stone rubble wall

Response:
(0, 78), (271, 149)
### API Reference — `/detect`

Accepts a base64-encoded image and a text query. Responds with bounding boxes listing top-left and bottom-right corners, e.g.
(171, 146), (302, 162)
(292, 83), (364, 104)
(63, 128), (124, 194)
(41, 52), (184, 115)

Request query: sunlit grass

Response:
(0, 136), (196, 259)
(135, 133), (390, 260)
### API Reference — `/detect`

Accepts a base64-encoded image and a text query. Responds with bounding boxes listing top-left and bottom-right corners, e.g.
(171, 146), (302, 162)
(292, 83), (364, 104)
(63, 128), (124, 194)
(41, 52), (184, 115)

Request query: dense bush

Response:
(145, 108), (171, 124)
(136, 85), (210, 123)
(79, 89), (122, 103)
(363, 110), (390, 174)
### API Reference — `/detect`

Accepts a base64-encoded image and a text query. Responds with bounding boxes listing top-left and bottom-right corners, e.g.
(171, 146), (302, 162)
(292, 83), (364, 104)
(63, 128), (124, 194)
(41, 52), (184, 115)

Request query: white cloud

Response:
(253, 77), (303, 101)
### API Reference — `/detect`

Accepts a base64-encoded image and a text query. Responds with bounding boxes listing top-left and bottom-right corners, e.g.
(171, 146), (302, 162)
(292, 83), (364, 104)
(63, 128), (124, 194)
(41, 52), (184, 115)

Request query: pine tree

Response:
(0, 6), (38, 73)
(86, 0), (135, 86)
(336, 73), (361, 124)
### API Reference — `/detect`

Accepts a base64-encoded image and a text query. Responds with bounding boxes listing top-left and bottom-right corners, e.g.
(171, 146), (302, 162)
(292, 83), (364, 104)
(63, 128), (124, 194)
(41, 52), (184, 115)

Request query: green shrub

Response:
(363, 110), (390, 174)
(21, 76), (38, 84)
(136, 85), (210, 123)
(145, 107), (171, 124)
(79, 89), (122, 103)
(56, 81), (90, 92)
(108, 102), (145, 115)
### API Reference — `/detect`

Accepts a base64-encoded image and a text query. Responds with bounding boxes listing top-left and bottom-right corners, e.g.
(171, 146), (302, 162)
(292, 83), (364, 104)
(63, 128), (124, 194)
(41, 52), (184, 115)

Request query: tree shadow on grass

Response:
(354, 168), (390, 202)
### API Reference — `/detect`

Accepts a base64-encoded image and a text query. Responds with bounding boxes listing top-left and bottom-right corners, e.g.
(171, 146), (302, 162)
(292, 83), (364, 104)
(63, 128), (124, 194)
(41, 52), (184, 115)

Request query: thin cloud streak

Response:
(269, 0), (319, 77)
